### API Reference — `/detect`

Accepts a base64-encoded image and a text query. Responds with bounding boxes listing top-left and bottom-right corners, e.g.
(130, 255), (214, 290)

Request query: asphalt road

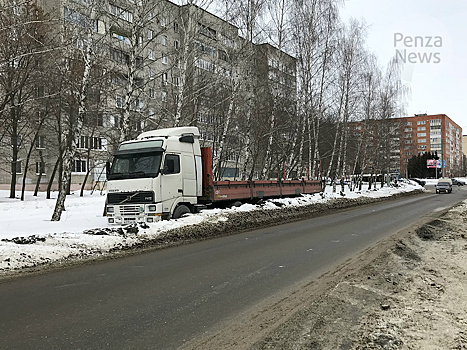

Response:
(1, 186), (466, 350)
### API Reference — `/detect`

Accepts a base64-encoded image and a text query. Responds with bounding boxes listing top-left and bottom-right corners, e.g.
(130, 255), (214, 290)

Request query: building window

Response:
(418, 139), (426, 143)
(116, 94), (124, 108)
(35, 135), (46, 149)
(160, 16), (166, 27)
(161, 53), (168, 64)
(198, 23), (216, 39)
(36, 161), (46, 175)
(218, 49), (228, 61)
(110, 48), (129, 65)
(109, 4), (133, 23)
(148, 29), (153, 40)
(430, 119), (441, 126)
(417, 120), (426, 125)
(417, 127), (426, 131)
(161, 72), (168, 85)
(161, 35), (167, 46)
(64, 7), (93, 28)
(112, 32), (131, 45)
(162, 91), (167, 102)
(172, 76), (179, 86)
(148, 48), (155, 60)
(13, 0), (20, 15)
(220, 33), (235, 48)
(174, 21), (179, 32)
(417, 133), (426, 137)
(15, 160), (22, 174)
(149, 88), (155, 98)
(404, 128), (412, 132)
(406, 121), (412, 126)
(77, 136), (103, 150)
(73, 159), (87, 173)
(14, 135), (22, 148)
(174, 40), (179, 49)
(195, 40), (217, 57)
(418, 145), (426, 149)
(195, 58), (216, 72)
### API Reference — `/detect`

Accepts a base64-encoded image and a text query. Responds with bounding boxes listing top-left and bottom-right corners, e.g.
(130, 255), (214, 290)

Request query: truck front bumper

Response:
(106, 203), (163, 225)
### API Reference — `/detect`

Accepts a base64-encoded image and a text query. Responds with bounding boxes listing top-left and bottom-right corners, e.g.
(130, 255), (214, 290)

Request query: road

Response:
(1, 186), (465, 350)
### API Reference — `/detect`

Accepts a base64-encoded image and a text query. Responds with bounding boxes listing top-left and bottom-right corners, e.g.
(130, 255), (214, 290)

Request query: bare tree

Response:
(52, 0), (107, 220)
(0, 1), (53, 199)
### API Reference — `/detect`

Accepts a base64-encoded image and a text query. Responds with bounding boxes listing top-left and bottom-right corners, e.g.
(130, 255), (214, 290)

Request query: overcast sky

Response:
(340, 0), (467, 133)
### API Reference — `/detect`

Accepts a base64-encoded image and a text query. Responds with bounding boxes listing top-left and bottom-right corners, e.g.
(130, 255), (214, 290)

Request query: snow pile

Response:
(0, 180), (424, 273)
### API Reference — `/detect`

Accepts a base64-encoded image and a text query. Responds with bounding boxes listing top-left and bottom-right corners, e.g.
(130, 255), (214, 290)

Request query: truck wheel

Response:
(173, 205), (191, 219)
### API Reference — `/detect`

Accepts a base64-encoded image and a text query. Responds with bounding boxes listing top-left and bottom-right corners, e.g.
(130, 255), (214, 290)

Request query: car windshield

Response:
(108, 151), (162, 180)
(438, 182), (449, 186)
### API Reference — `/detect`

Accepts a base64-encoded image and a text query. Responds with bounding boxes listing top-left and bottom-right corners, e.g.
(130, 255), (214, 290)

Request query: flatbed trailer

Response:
(200, 147), (321, 202)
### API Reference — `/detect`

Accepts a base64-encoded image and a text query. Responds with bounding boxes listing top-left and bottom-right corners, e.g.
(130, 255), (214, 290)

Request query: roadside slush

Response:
(250, 199), (467, 349)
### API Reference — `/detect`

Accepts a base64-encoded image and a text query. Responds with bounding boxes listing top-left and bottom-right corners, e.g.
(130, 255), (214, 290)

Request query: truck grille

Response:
(119, 206), (141, 215)
(108, 191), (154, 204)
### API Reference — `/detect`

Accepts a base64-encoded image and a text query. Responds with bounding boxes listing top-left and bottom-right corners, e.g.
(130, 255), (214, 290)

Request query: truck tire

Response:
(173, 205), (191, 219)
(230, 201), (242, 208)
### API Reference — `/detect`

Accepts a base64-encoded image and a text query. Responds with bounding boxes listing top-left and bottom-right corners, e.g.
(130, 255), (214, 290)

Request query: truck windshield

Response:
(108, 152), (162, 180)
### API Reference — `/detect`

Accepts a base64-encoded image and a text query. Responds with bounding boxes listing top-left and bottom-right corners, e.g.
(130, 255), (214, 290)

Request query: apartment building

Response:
(350, 114), (463, 178)
(398, 114), (462, 177)
(0, 0), (297, 190)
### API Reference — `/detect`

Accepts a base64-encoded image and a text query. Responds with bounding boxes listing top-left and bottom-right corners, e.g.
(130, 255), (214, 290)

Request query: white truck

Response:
(105, 127), (321, 224)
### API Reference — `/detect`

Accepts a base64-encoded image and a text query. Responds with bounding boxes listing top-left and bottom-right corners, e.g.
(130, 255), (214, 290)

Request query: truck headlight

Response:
(107, 206), (114, 213)
(148, 205), (157, 212)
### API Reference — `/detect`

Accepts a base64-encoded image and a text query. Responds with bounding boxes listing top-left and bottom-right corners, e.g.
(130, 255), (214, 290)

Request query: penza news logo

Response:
(394, 33), (442, 64)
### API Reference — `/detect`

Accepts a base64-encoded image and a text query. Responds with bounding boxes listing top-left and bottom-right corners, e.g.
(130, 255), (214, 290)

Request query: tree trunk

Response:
(34, 151), (44, 196)
(9, 105), (18, 199)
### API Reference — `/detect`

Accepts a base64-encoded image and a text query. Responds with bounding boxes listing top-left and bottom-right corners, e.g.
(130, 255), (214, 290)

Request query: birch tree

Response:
(0, 1), (53, 199)
(327, 19), (365, 182)
(52, 0), (106, 220)
(291, 0), (340, 180)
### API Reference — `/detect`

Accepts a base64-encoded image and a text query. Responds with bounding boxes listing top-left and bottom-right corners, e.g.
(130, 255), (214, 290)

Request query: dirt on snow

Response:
(181, 197), (467, 350)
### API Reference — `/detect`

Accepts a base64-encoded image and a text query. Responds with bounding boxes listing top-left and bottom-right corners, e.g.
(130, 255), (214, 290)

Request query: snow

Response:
(0, 178), (456, 273)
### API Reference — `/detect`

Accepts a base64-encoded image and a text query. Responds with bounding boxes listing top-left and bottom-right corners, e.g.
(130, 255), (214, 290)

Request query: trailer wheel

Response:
(230, 201), (242, 208)
(173, 205), (191, 219)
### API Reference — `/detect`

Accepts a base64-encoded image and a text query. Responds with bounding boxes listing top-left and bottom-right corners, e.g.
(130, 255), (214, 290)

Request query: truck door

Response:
(160, 154), (183, 213)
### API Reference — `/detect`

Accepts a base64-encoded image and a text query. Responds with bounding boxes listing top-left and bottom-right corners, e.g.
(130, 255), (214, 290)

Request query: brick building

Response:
(350, 114), (463, 178)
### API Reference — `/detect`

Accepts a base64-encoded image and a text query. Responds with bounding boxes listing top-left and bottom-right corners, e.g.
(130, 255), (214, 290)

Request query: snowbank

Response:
(0, 180), (425, 273)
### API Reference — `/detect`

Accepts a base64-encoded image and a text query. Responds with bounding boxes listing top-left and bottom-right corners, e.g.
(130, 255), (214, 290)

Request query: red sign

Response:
(427, 159), (436, 168)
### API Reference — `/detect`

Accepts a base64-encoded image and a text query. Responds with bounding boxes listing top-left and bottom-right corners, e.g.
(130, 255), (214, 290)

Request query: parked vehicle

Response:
(436, 178), (452, 194)
(451, 178), (465, 186)
(105, 127), (322, 224)
(409, 178), (426, 186)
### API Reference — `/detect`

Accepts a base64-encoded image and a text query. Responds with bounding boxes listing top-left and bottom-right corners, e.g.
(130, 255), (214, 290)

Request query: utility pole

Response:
(441, 138), (445, 178)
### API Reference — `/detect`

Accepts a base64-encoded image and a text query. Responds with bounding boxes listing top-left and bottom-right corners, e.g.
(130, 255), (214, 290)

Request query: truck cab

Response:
(106, 127), (202, 224)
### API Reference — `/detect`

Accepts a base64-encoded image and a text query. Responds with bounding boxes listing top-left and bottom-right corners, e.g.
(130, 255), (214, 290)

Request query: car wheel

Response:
(173, 205), (191, 219)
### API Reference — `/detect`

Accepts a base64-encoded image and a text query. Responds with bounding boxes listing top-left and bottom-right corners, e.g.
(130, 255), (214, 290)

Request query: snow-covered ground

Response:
(0, 178), (458, 273)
